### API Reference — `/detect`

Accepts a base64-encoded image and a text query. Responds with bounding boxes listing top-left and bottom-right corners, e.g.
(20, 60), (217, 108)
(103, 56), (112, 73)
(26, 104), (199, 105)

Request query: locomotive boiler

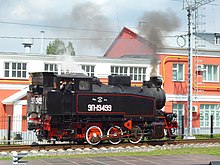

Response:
(27, 72), (177, 145)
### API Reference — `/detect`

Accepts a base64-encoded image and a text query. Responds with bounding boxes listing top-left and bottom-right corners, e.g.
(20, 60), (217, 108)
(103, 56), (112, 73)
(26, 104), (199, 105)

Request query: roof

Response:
(2, 87), (28, 105)
(104, 27), (156, 58)
(195, 32), (220, 45)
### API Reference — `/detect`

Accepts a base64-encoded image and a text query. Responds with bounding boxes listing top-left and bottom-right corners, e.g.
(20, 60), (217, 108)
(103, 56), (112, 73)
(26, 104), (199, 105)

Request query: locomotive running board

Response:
(100, 132), (143, 141)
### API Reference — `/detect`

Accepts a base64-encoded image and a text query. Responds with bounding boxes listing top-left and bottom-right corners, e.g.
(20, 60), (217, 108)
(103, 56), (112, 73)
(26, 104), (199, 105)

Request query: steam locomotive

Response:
(27, 72), (177, 145)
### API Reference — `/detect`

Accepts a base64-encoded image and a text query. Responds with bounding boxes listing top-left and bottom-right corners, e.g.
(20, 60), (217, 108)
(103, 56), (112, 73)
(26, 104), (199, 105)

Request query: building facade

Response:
(0, 53), (154, 142)
(159, 48), (220, 134)
(1, 27), (220, 142)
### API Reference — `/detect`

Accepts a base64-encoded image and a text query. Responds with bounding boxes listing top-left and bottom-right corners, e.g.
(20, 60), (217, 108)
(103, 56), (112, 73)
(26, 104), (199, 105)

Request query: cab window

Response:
(79, 80), (91, 91)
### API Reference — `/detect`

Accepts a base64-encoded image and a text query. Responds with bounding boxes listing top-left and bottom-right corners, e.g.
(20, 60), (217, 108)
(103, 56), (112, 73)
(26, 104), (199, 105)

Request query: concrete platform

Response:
(2, 154), (220, 165)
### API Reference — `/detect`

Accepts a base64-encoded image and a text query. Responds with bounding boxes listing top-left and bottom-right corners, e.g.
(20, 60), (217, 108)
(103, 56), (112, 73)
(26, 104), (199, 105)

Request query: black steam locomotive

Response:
(27, 72), (177, 145)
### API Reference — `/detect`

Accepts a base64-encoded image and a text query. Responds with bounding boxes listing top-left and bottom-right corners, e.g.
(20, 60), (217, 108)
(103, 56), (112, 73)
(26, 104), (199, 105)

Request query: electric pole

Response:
(183, 0), (214, 139)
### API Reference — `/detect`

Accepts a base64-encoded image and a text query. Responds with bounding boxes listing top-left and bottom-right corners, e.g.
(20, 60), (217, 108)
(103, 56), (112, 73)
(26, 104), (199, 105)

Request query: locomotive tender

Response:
(27, 72), (177, 145)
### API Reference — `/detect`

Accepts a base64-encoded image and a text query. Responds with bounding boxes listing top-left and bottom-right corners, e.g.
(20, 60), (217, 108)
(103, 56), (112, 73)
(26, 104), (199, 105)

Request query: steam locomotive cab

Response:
(27, 72), (177, 145)
(27, 72), (54, 130)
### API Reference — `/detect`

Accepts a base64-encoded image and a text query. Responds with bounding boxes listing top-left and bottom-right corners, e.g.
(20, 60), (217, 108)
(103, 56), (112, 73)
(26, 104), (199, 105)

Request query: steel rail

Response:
(0, 138), (219, 152)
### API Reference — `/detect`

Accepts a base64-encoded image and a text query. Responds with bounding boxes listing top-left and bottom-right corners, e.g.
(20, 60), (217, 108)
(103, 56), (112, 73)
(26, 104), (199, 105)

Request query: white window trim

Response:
(172, 63), (184, 82)
(111, 66), (147, 82)
(4, 62), (28, 79)
(44, 63), (58, 74)
(172, 103), (184, 128)
(200, 104), (220, 128)
(202, 65), (219, 82)
(81, 65), (95, 77)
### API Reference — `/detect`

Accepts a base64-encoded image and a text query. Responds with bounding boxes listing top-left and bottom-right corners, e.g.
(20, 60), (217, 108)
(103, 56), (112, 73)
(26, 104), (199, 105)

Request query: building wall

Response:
(159, 51), (220, 134)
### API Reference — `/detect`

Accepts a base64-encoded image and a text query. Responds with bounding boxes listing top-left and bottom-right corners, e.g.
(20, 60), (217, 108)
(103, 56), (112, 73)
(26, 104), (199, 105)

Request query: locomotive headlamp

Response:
(151, 76), (162, 87)
(166, 114), (174, 122)
(29, 85), (43, 94)
(157, 78), (162, 87)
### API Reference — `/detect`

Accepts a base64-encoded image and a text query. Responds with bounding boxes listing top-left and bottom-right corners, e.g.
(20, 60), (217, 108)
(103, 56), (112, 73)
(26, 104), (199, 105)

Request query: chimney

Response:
(22, 39), (33, 53)
(40, 31), (45, 54)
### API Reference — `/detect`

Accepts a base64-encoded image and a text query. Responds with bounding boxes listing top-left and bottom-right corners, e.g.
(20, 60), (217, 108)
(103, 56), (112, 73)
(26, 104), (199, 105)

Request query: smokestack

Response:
(40, 31), (45, 54)
(22, 39), (33, 53)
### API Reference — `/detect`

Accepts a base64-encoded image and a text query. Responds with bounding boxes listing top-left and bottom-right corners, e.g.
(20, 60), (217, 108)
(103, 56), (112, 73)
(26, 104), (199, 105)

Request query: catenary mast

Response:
(183, 0), (214, 138)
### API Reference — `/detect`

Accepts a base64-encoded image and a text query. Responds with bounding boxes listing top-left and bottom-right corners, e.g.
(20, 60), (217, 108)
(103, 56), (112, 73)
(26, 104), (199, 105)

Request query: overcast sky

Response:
(0, 0), (219, 56)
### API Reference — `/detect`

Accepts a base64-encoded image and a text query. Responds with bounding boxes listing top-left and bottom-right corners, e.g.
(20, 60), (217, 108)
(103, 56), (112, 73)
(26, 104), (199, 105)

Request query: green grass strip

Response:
(19, 146), (220, 160)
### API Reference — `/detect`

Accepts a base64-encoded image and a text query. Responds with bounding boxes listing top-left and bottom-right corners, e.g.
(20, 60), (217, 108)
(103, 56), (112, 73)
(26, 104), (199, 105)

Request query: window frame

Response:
(4, 62), (27, 79)
(172, 103), (184, 128)
(44, 63), (58, 74)
(200, 104), (220, 128)
(111, 66), (147, 82)
(172, 63), (184, 82)
(81, 65), (95, 77)
(202, 64), (219, 82)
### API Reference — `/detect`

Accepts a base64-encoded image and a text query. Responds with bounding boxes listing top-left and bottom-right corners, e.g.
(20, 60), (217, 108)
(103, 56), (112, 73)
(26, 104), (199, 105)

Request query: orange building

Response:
(105, 27), (220, 135)
(159, 50), (220, 134)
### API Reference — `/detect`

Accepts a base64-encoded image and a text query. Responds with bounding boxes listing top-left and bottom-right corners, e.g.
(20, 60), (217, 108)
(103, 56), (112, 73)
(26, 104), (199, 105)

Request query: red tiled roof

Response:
(104, 27), (155, 58)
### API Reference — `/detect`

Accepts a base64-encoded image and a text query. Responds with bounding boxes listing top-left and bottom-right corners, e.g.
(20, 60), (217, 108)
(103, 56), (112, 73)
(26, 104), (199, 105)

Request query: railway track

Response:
(0, 138), (219, 152)
(174, 138), (220, 145)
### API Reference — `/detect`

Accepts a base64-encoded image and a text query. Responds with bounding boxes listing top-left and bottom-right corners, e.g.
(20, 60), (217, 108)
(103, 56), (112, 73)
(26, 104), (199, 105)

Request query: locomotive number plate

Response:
(31, 96), (42, 105)
(88, 104), (112, 112)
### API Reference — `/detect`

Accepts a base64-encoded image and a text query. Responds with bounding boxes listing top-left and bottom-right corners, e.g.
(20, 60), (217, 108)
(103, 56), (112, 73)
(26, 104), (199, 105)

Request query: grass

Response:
(194, 134), (220, 139)
(175, 134), (220, 139)
(1, 146), (218, 161)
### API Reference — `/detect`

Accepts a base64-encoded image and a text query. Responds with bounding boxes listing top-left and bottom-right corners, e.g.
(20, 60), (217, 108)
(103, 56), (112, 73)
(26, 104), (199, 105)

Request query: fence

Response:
(0, 115), (218, 145)
(0, 115), (37, 145)
(175, 115), (220, 138)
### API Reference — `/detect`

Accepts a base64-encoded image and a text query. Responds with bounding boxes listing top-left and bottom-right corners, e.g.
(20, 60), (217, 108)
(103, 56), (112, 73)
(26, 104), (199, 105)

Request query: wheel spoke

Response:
(128, 126), (143, 144)
(107, 126), (123, 145)
(85, 126), (102, 145)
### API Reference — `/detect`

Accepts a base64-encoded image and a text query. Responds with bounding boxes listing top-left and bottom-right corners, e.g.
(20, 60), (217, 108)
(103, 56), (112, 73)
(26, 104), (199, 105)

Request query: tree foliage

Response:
(46, 39), (75, 55)
(66, 42), (75, 55)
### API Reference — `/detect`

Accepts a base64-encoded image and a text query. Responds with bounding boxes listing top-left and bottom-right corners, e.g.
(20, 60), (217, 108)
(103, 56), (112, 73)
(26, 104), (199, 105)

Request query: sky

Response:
(0, 0), (219, 56)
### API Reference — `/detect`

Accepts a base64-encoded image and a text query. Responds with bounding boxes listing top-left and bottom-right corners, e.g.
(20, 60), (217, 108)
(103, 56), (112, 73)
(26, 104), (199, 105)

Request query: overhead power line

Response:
(0, 36), (116, 40)
(0, 21), (118, 33)
(0, 35), (180, 41)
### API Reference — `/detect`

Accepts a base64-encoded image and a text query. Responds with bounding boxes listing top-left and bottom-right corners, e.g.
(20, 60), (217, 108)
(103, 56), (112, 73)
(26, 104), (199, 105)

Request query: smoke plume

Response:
(70, 2), (114, 54)
(139, 10), (180, 48)
(138, 10), (180, 76)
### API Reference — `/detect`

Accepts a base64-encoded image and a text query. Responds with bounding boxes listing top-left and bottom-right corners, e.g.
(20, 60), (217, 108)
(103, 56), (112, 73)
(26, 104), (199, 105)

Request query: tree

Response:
(46, 39), (75, 55)
(66, 42), (75, 56)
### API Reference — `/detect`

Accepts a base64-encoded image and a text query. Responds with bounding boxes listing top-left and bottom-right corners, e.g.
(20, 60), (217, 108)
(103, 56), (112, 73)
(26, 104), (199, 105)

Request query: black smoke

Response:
(138, 10), (180, 76)
(139, 10), (180, 48)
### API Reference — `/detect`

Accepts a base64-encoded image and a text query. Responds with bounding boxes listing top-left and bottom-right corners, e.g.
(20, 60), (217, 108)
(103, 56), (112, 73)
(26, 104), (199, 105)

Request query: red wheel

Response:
(107, 126), (123, 145)
(128, 126), (143, 144)
(85, 126), (103, 145)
